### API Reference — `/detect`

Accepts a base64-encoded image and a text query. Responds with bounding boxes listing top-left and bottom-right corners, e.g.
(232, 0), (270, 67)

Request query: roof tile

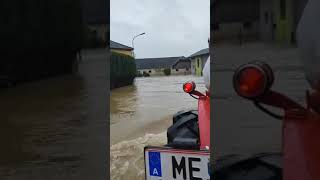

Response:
(110, 40), (133, 50)
(189, 48), (209, 58)
(136, 56), (186, 69)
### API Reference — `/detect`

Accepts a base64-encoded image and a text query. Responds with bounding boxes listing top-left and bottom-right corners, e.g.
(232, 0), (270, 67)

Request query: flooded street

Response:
(0, 43), (306, 179)
(110, 43), (310, 179)
(110, 75), (206, 180)
(0, 49), (107, 180)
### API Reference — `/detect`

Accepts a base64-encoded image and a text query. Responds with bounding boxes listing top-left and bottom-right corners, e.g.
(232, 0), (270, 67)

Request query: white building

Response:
(189, 48), (209, 76)
(136, 56), (191, 76)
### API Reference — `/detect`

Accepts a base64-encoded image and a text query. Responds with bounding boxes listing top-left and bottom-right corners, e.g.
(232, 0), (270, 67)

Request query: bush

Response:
(163, 68), (171, 76)
(110, 52), (136, 89)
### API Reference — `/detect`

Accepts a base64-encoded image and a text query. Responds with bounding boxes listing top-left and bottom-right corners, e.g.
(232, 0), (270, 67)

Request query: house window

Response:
(197, 59), (200, 68)
(149, 70), (152, 73)
(280, 0), (286, 19)
(186, 68), (189, 71)
(176, 69), (179, 71)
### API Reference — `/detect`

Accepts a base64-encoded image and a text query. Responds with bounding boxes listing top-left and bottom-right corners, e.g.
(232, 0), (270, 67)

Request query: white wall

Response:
(139, 69), (165, 76)
(191, 60), (197, 75)
(138, 68), (191, 76)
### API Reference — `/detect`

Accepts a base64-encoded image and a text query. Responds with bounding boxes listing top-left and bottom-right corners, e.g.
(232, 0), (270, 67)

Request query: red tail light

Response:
(183, 81), (196, 93)
(233, 62), (274, 99)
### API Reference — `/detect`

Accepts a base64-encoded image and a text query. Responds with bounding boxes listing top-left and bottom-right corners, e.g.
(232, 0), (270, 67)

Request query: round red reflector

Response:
(183, 82), (196, 93)
(234, 67), (267, 98)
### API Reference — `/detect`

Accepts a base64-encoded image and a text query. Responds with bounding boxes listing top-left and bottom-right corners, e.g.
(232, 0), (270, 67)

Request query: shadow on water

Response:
(0, 117), (31, 166)
(0, 49), (108, 179)
(0, 75), (85, 169)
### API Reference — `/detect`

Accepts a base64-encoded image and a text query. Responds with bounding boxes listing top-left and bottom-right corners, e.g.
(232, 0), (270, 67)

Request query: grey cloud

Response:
(111, 0), (209, 58)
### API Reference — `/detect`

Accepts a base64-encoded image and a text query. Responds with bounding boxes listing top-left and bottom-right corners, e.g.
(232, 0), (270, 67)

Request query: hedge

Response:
(110, 52), (136, 89)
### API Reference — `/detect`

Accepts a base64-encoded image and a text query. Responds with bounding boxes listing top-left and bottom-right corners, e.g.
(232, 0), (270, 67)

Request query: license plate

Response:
(144, 146), (210, 180)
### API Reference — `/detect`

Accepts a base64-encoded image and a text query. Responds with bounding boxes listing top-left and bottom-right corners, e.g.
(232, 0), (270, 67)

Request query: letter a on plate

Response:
(148, 152), (162, 177)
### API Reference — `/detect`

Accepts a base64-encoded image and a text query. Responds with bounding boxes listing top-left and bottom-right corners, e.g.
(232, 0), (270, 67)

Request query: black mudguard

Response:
(167, 110), (200, 149)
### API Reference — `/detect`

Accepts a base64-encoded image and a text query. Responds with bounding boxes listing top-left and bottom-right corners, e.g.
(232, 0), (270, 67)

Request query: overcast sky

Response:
(110, 0), (209, 59)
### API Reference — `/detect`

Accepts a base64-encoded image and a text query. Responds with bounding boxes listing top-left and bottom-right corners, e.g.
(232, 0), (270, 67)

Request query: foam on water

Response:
(110, 132), (167, 180)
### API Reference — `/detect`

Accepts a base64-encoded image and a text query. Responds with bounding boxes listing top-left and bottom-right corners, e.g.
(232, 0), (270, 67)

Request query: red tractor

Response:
(144, 60), (320, 179)
(144, 80), (211, 180)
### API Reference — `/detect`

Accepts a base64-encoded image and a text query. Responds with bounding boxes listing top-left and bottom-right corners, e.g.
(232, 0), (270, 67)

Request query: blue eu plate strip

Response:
(148, 151), (162, 177)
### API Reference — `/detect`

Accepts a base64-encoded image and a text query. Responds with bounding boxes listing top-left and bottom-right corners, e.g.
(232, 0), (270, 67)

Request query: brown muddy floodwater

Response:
(110, 75), (206, 180)
(0, 49), (107, 180)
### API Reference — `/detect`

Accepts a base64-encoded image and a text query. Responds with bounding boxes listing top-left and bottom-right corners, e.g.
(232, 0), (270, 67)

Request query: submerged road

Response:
(110, 42), (308, 179)
(110, 75), (206, 145)
(110, 75), (206, 180)
(0, 49), (108, 180)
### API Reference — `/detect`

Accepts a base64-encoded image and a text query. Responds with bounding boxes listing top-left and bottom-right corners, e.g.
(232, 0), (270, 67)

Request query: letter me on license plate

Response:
(144, 146), (210, 180)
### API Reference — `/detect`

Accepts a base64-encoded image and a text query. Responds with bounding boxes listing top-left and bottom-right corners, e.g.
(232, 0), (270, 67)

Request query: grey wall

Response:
(201, 54), (210, 69)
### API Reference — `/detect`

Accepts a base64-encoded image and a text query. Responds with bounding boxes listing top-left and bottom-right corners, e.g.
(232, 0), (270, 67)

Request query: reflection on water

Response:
(110, 86), (138, 125)
(110, 75), (206, 180)
(0, 118), (30, 167)
(0, 75), (86, 177)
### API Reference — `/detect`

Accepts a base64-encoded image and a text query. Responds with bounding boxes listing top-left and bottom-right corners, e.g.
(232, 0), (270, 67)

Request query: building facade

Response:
(213, 0), (308, 44)
(213, 0), (260, 43)
(136, 57), (191, 76)
(171, 58), (192, 75)
(259, 0), (308, 43)
(189, 48), (209, 76)
(110, 40), (134, 57)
